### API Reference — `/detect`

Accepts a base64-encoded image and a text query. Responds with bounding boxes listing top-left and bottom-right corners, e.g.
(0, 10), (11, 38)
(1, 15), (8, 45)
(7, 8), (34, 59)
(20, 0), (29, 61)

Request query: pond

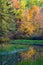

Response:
(0, 44), (43, 65)
(0, 44), (29, 53)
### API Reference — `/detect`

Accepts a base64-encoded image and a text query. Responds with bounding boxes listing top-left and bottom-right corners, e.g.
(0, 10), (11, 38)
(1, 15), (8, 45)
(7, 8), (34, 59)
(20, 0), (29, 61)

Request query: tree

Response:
(0, 0), (16, 42)
(0, 0), (43, 40)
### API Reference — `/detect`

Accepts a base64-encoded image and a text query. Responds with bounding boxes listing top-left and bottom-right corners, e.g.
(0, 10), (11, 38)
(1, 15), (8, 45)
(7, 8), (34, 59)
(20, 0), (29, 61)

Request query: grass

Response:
(11, 40), (43, 44)
(16, 57), (43, 65)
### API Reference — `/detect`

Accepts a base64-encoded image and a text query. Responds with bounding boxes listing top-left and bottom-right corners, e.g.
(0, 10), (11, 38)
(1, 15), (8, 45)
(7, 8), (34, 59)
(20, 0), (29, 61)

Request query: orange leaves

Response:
(21, 9), (29, 21)
(17, 5), (41, 35)
(12, 0), (20, 9)
(19, 21), (36, 35)
(17, 6), (40, 35)
(21, 5), (40, 22)
(29, 5), (40, 20)
(12, 4), (41, 35)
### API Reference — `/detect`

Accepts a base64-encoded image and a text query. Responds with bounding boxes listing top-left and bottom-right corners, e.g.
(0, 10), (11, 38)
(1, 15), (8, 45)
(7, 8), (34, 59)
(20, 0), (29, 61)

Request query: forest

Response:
(0, 0), (43, 42)
(0, 0), (43, 65)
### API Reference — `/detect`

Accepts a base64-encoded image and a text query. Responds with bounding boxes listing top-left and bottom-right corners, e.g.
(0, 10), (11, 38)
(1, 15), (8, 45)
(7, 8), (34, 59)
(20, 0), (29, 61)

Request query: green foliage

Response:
(20, 0), (27, 9)
(0, 0), (16, 41)
(26, 0), (43, 9)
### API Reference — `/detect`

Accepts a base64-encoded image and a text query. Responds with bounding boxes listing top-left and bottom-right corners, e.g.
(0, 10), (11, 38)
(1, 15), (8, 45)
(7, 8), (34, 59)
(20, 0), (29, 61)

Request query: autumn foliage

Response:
(12, 0), (20, 9)
(11, 0), (43, 37)
(29, 5), (40, 20)
(1, 0), (43, 40)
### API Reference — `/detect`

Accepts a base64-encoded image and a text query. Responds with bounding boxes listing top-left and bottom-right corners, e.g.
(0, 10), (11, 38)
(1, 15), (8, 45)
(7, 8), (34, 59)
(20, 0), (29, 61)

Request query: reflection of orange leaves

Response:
(21, 47), (36, 59)
(28, 47), (36, 58)
(12, 0), (20, 9)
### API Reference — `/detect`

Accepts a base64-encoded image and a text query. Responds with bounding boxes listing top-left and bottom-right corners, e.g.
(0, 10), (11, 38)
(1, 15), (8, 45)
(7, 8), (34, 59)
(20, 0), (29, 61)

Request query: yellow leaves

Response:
(19, 21), (36, 35)
(20, 0), (26, 9)
(28, 26), (36, 35)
